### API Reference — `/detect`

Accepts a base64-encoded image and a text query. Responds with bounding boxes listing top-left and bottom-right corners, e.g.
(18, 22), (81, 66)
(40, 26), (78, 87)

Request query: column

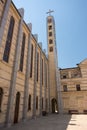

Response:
(33, 35), (38, 118)
(47, 63), (51, 113)
(48, 63), (51, 113)
(57, 69), (63, 114)
(5, 8), (24, 126)
(22, 23), (32, 121)
(39, 47), (42, 115)
(44, 56), (46, 111)
(0, 0), (11, 47)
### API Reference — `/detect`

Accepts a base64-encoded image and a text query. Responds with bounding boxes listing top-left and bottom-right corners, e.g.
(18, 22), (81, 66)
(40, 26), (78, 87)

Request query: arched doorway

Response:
(51, 98), (57, 113)
(14, 92), (20, 123)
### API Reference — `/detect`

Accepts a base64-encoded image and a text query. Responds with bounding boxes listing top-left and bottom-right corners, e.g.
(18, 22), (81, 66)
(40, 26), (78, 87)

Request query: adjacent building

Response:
(60, 59), (87, 114)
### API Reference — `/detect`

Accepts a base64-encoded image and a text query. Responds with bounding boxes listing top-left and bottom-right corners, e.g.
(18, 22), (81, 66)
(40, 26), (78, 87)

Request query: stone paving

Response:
(1, 114), (87, 130)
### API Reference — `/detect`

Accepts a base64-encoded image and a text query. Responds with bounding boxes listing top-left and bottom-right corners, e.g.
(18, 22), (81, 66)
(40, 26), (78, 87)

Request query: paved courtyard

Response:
(1, 114), (87, 130)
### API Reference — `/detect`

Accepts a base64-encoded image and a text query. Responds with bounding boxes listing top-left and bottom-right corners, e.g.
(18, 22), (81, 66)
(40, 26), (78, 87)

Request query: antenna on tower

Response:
(46, 9), (54, 16)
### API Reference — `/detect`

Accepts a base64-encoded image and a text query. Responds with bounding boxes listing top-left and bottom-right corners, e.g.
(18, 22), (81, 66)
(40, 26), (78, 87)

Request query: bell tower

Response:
(46, 10), (63, 113)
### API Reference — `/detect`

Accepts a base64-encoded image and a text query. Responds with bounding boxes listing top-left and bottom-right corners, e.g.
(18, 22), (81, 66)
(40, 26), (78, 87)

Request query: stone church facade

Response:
(0, 0), (49, 126)
(0, 0), (87, 127)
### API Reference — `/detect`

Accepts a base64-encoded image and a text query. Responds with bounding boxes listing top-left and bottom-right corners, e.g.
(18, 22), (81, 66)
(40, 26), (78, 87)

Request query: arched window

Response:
(14, 92), (20, 123)
(19, 33), (26, 71)
(3, 16), (15, 62)
(37, 52), (39, 82)
(0, 88), (3, 112)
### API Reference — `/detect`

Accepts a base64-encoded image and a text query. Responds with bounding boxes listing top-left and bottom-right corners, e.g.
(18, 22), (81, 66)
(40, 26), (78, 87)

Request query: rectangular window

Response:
(49, 25), (52, 30)
(36, 96), (38, 110)
(49, 47), (53, 52)
(48, 18), (52, 23)
(49, 39), (53, 44)
(76, 84), (81, 91)
(28, 95), (31, 111)
(49, 32), (52, 36)
(63, 75), (67, 79)
(30, 44), (33, 78)
(63, 85), (67, 92)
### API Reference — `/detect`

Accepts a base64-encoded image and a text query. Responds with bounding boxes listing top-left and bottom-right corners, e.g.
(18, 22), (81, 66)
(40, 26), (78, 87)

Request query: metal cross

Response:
(46, 9), (54, 16)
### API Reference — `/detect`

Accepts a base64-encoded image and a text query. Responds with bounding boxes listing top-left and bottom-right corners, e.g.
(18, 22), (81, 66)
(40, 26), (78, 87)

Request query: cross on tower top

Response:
(46, 9), (54, 16)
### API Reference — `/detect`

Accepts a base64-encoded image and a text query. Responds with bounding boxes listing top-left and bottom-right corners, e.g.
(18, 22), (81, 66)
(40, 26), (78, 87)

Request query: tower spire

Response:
(46, 9), (54, 16)
(46, 11), (63, 114)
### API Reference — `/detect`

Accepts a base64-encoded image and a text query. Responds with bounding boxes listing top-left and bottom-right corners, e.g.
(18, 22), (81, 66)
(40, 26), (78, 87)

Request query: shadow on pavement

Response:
(1, 114), (73, 130)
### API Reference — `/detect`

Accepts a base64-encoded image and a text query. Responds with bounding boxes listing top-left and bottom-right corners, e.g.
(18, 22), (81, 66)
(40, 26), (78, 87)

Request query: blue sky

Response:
(13, 0), (87, 68)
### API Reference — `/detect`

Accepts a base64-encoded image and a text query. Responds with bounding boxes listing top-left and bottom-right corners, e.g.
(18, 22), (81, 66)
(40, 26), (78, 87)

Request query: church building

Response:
(0, 0), (87, 127)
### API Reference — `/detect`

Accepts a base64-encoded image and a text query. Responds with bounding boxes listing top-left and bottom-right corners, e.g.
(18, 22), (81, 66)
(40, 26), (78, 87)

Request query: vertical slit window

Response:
(49, 47), (53, 52)
(63, 85), (67, 92)
(49, 25), (52, 30)
(42, 97), (43, 109)
(49, 39), (53, 44)
(49, 32), (52, 37)
(42, 58), (43, 85)
(48, 18), (52, 23)
(45, 63), (47, 88)
(28, 95), (31, 111)
(37, 52), (39, 82)
(46, 98), (48, 110)
(36, 96), (38, 110)
(3, 16), (15, 62)
(0, 88), (3, 112)
(30, 44), (33, 78)
(19, 33), (26, 71)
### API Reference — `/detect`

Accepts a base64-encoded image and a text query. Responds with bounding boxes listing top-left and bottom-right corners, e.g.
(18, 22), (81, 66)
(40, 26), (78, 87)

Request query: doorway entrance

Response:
(14, 92), (20, 123)
(51, 98), (57, 113)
